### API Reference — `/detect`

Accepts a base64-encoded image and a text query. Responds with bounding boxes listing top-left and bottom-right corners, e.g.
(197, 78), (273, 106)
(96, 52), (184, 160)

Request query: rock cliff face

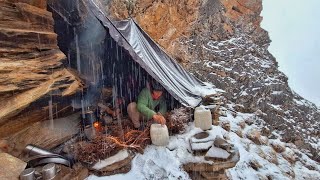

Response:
(106, 0), (201, 65)
(0, 0), (83, 137)
(107, 0), (319, 160)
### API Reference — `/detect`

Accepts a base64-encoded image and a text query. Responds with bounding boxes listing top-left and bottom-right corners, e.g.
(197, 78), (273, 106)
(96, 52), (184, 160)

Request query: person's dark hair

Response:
(151, 81), (164, 91)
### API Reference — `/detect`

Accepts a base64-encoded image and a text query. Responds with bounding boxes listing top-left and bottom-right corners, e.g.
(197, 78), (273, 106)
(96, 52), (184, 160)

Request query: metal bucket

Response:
(42, 163), (60, 180)
(20, 168), (36, 180)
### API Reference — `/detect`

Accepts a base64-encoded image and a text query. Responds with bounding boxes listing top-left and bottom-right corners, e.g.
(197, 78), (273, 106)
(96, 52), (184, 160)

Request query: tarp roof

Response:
(87, 0), (218, 107)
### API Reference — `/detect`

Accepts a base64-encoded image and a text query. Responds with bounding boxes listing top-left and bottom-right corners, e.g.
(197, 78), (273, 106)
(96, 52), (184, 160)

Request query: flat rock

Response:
(55, 163), (89, 180)
(205, 146), (230, 161)
(183, 160), (236, 173)
(190, 131), (216, 152)
(96, 161), (132, 176)
(7, 113), (80, 158)
(184, 148), (240, 173)
(91, 149), (133, 177)
(0, 153), (27, 180)
(190, 131), (215, 143)
(190, 140), (213, 152)
(92, 149), (130, 171)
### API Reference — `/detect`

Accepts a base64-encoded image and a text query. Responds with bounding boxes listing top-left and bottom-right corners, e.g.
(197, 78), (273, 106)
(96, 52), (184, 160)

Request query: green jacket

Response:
(137, 88), (167, 120)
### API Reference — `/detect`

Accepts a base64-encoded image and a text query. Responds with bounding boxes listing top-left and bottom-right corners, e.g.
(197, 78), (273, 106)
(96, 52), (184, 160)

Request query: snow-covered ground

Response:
(88, 107), (320, 180)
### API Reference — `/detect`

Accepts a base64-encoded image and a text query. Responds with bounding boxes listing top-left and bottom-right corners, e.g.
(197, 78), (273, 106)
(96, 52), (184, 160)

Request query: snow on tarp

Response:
(86, 0), (217, 107)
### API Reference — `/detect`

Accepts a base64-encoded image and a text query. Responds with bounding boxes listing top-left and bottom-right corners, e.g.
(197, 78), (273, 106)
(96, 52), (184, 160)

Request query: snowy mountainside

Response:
(88, 104), (320, 180)
(188, 35), (320, 161)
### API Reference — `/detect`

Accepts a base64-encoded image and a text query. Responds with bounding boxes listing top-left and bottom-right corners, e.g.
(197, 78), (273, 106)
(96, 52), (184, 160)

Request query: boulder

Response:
(246, 128), (262, 145)
(238, 120), (246, 129)
(245, 118), (255, 126)
(282, 148), (296, 164)
(263, 148), (278, 165)
(259, 136), (269, 145)
(270, 139), (286, 153)
(232, 127), (243, 138)
(249, 159), (262, 170)
(220, 120), (230, 131)
(214, 136), (232, 152)
(0, 153), (27, 180)
(261, 126), (271, 137)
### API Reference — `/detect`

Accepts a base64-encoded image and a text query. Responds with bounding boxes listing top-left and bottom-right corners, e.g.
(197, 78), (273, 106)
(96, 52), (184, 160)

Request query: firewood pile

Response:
(167, 107), (190, 134)
(69, 107), (193, 176)
(74, 136), (120, 164)
(74, 122), (151, 165)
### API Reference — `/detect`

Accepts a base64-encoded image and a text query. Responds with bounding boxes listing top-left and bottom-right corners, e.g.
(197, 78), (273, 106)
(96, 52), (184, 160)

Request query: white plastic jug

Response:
(194, 106), (212, 130)
(150, 124), (169, 146)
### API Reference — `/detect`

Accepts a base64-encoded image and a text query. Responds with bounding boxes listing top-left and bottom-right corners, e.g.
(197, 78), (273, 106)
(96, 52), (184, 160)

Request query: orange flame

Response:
(93, 122), (100, 129)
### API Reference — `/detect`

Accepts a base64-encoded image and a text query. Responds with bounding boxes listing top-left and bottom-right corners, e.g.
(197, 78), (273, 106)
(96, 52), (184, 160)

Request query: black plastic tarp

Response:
(86, 0), (217, 107)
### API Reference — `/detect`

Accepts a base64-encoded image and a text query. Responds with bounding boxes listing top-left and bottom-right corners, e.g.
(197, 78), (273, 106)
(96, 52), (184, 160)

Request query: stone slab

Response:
(0, 153), (27, 180)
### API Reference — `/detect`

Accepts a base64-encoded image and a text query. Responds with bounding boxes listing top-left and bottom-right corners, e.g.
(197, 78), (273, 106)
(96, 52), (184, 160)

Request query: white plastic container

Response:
(194, 106), (212, 130)
(150, 124), (169, 146)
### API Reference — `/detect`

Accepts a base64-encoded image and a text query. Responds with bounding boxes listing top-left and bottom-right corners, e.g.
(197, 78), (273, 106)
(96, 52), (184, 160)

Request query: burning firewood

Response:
(75, 136), (120, 164)
(75, 124), (151, 164)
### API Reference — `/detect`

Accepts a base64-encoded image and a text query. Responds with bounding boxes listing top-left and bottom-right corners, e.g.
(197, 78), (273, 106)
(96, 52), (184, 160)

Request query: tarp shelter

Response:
(49, 0), (215, 107)
(85, 0), (216, 107)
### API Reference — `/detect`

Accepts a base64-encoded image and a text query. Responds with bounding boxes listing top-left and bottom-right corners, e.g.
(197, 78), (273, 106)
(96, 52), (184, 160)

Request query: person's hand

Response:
(152, 114), (166, 125)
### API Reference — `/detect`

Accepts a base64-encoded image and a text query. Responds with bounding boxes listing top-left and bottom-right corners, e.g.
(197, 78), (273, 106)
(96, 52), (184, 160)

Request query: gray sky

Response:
(261, 0), (320, 106)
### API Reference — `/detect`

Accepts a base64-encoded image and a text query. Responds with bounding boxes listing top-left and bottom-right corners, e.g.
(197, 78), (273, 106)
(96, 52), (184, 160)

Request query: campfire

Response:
(74, 107), (190, 164)
(75, 123), (151, 165)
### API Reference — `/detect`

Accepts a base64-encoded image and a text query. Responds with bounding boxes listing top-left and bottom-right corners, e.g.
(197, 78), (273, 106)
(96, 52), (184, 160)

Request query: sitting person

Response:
(127, 81), (167, 128)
